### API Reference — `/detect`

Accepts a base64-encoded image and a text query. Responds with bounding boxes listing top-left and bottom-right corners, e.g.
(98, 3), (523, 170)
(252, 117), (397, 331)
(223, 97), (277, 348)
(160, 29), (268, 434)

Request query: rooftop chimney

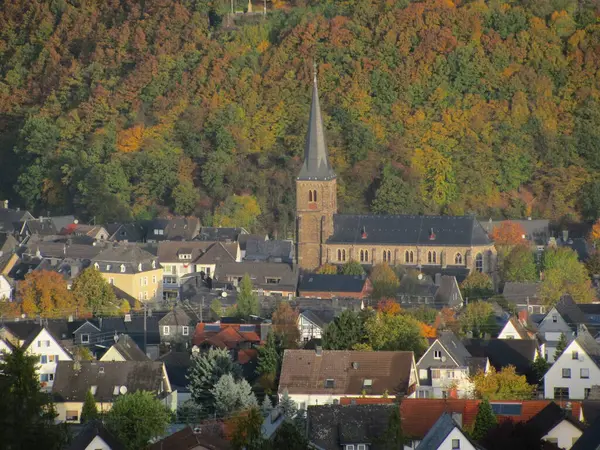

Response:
(429, 228), (436, 241)
(361, 227), (367, 240)
(1, 200), (7, 209)
(562, 230), (569, 243)
(352, 362), (359, 369)
(518, 309), (528, 324)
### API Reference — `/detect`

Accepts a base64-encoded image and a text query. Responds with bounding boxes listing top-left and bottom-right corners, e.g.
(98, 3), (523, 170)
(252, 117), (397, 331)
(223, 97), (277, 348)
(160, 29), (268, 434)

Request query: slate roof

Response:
(463, 339), (539, 381)
(417, 413), (479, 450)
(92, 245), (158, 274)
(576, 331), (600, 367)
(297, 71), (336, 181)
(197, 227), (247, 242)
(99, 314), (165, 350)
(299, 274), (367, 293)
(244, 238), (294, 263)
(300, 309), (335, 329)
(157, 351), (191, 390)
(110, 334), (149, 361)
(307, 404), (396, 450)
(481, 219), (550, 245)
(105, 223), (145, 242)
(52, 361), (168, 403)
(195, 242), (237, 264)
(21, 218), (58, 236)
(527, 402), (584, 439)
(582, 400), (600, 426)
(148, 425), (231, 450)
(214, 262), (298, 292)
(279, 350), (415, 397)
(67, 420), (125, 450)
(438, 331), (472, 367)
(24, 241), (104, 260)
(0, 208), (33, 233)
(0, 233), (18, 254)
(418, 266), (471, 284)
(49, 215), (76, 232)
(146, 217), (200, 241)
(157, 241), (214, 262)
(159, 307), (192, 327)
(286, 297), (364, 313)
(238, 233), (267, 251)
(327, 214), (491, 246)
(571, 414), (600, 450)
(502, 282), (542, 305)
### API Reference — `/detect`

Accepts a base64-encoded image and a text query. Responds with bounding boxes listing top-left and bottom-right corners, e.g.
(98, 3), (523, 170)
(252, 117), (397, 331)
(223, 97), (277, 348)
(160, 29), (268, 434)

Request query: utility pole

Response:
(200, 296), (204, 323)
(143, 302), (147, 357)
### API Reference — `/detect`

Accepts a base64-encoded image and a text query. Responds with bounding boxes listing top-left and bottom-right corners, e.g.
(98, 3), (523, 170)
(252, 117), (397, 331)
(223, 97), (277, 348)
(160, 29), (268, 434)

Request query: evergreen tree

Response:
(554, 333), (568, 361)
(210, 298), (223, 320)
(272, 420), (310, 450)
(530, 356), (551, 382)
(279, 389), (298, 420)
(81, 389), (99, 423)
(212, 374), (257, 417)
(236, 274), (259, 318)
(0, 347), (68, 449)
(472, 399), (498, 441)
(322, 310), (364, 350)
(261, 395), (273, 416)
(372, 164), (421, 215)
(256, 332), (281, 379)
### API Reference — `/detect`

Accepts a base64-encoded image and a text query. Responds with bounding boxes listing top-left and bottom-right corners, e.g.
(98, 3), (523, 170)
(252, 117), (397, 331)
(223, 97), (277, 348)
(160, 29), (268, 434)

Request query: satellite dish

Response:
(119, 386), (128, 395)
(441, 356), (447, 362)
(417, 273), (423, 280)
(221, 291), (228, 298)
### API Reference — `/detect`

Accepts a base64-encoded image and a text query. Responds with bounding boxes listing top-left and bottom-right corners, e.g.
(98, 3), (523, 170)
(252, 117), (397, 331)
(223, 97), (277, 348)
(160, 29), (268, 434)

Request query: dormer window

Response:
(106, 264), (111, 271)
(138, 263), (142, 271)
(325, 379), (335, 389)
(154, 229), (164, 235)
(120, 264), (126, 273)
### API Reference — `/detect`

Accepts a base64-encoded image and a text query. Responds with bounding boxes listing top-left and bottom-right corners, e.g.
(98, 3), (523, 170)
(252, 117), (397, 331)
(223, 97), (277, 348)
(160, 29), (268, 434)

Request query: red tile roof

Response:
(237, 349), (258, 365)
(193, 323), (262, 349)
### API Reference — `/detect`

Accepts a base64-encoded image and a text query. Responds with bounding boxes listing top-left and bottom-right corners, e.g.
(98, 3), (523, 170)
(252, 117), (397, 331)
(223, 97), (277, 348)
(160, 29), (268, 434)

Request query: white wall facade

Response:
(544, 340), (600, 400)
(0, 275), (12, 300)
(435, 427), (478, 450)
(417, 368), (474, 399)
(298, 315), (323, 343)
(538, 308), (575, 363)
(542, 420), (583, 450)
(498, 321), (521, 339)
(99, 346), (126, 362)
(24, 328), (72, 390)
(85, 435), (112, 450)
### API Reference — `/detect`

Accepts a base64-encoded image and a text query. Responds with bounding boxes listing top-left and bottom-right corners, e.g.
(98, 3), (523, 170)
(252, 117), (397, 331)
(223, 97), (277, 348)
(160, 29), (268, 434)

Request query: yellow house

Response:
(91, 245), (163, 303)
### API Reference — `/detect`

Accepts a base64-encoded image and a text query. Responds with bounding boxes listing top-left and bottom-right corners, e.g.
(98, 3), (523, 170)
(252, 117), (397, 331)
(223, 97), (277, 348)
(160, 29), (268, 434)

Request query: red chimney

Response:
(361, 227), (367, 239)
(518, 309), (528, 324)
(429, 228), (436, 241)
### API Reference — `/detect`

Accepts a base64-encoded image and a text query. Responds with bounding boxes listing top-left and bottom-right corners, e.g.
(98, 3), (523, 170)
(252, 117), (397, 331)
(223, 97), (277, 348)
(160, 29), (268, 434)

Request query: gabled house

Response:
(0, 204), (34, 236)
(105, 223), (145, 243)
(498, 311), (540, 340)
(22, 326), (73, 389)
(502, 282), (546, 315)
(544, 331), (600, 400)
(146, 217), (201, 242)
(148, 425), (231, 450)
(52, 361), (172, 422)
(539, 295), (587, 362)
(298, 309), (335, 343)
(298, 274), (372, 299)
(416, 331), (488, 399)
(66, 420), (125, 450)
(416, 412), (482, 450)
(527, 402), (585, 450)
(99, 314), (165, 360)
(244, 238), (294, 264)
(214, 261), (298, 297)
(99, 334), (149, 362)
(157, 351), (192, 405)
(62, 224), (109, 241)
(18, 217), (58, 238)
(196, 227), (247, 242)
(397, 274), (463, 310)
(73, 320), (102, 347)
(192, 323), (262, 352)
(306, 404), (399, 450)
(159, 306), (192, 346)
(278, 348), (418, 409)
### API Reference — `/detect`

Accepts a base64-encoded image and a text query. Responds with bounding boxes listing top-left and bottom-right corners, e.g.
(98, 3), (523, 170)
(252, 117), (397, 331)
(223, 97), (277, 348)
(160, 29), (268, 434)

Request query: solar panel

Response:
(491, 403), (522, 416)
(240, 325), (255, 332)
(204, 324), (221, 332)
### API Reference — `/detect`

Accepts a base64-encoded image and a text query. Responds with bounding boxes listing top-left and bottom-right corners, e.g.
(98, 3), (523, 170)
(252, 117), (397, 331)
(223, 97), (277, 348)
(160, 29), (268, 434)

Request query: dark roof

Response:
(556, 295), (587, 330)
(1, 321), (43, 341)
(287, 297), (364, 313)
(415, 266), (471, 284)
(463, 339), (539, 381)
(157, 351), (191, 390)
(299, 274), (367, 293)
(579, 305), (600, 315)
(92, 245), (158, 274)
(22, 218), (58, 236)
(438, 331), (472, 366)
(527, 402), (584, 438)
(0, 208), (33, 233)
(481, 219), (550, 245)
(49, 215), (75, 232)
(146, 217), (200, 241)
(148, 425), (231, 450)
(576, 331), (600, 367)
(99, 315), (165, 349)
(214, 262), (298, 292)
(418, 413), (480, 450)
(307, 404), (396, 450)
(327, 215), (491, 246)
(562, 238), (591, 262)
(466, 356), (488, 375)
(583, 400), (600, 426)
(52, 361), (167, 403)
(571, 414), (600, 450)
(196, 242), (237, 264)
(238, 233), (266, 250)
(502, 282), (542, 305)
(0, 233), (18, 254)
(297, 71), (335, 181)
(197, 227), (247, 242)
(299, 310), (335, 329)
(159, 307), (192, 327)
(244, 238), (293, 263)
(110, 334), (149, 361)
(279, 350), (415, 396)
(24, 241), (103, 260)
(67, 420), (125, 450)
(105, 223), (145, 242)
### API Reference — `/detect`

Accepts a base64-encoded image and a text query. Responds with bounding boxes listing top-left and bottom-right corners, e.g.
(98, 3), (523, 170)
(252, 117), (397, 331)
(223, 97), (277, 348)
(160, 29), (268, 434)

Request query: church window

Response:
(405, 251), (414, 264)
(360, 250), (364, 262)
(337, 249), (346, 262)
(383, 250), (391, 263)
(309, 191), (313, 202)
(313, 190), (317, 202)
(428, 251), (437, 264)
(364, 250), (369, 262)
(455, 253), (463, 265)
(338, 249), (342, 261)
(342, 249), (346, 261)
(475, 253), (483, 272)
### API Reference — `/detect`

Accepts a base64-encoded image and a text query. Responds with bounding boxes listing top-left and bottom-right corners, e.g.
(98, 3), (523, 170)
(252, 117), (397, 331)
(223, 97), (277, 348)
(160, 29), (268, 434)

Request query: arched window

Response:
(337, 249), (342, 262)
(360, 250), (364, 262)
(455, 253), (463, 265)
(309, 191), (313, 202)
(409, 251), (414, 263)
(432, 251), (437, 263)
(365, 250), (369, 262)
(313, 190), (317, 202)
(405, 251), (414, 263)
(383, 250), (391, 263)
(342, 249), (346, 261)
(428, 251), (433, 263)
(405, 251), (409, 263)
(475, 253), (483, 273)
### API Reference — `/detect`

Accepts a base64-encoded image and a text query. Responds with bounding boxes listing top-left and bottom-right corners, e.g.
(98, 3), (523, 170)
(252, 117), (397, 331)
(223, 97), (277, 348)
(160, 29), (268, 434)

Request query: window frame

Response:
(452, 439), (460, 449)
(554, 387), (569, 400)
(81, 334), (90, 344)
(475, 253), (483, 272)
(572, 351), (579, 360)
(182, 326), (189, 336)
(581, 368), (590, 379)
(434, 350), (442, 360)
(455, 253), (463, 265)
(163, 326), (170, 336)
(562, 368), (571, 379)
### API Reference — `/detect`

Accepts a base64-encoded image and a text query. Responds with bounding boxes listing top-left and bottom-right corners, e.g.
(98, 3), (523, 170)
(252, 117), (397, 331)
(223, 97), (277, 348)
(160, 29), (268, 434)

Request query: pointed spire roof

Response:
(297, 64), (336, 181)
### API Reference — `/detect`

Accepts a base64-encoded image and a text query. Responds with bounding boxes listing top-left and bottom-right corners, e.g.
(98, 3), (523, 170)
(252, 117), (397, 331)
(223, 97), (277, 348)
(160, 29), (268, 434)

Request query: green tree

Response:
(472, 399), (498, 441)
(554, 333), (568, 361)
(502, 246), (538, 283)
(322, 310), (364, 350)
(272, 420), (310, 450)
(370, 263), (400, 300)
(405, 306), (438, 325)
(213, 194), (262, 230)
(212, 374), (257, 417)
(105, 391), (170, 450)
(372, 164), (421, 215)
(261, 395), (273, 416)
(378, 407), (403, 450)
(460, 301), (496, 338)
(278, 389), (298, 420)
(230, 407), (265, 450)
(541, 247), (594, 305)
(530, 356), (551, 382)
(210, 298), (223, 320)
(460, 272), (494, 300)
(72, 267), (118, 315)
(316, 263), (338, 275)
(472, 366), (536, 400)
(586, 251), (600, 278)
(364, 311), (428, 355)
(340, 260), (365, 276)
(81, 389), (99, 423)
(0, 347), (68, 449)
(236, 274), (260, 318)
(256, 332), (281, 381)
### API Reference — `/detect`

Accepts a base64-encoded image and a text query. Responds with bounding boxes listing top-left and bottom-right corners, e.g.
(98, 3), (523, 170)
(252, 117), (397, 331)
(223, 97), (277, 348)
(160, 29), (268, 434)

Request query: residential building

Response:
(23, 326), (73, 389)
(498, 311), (540, 340)
(298, 309), (335, 342)
(148, 425), (231, 450)
(298, 274), (372, 299)
(62, 223), (109, 241)
(278, 348), (418, 408)
(52, 361), (171, 422)
(0, 273), (12, 299)
(66, 420), (125, 450)
(99, 334), (149, 362)
(99, 314), (164, 360)
(306, 404), (398, 450)
(73, 320), (102, 347)
(244, 238), (294, 264)
(544, 331), (600, 400)
(416, 412), (480, 450)
(157, 351), (192, 405)
(527, 402), (585, 449)
(18, 217), (58, 238)
(105, 223), (145, 243)
(197, 226), (247, 242)
(214, 261), (298, 297)
(538, 295), (587, 362)
(0, 204), (34, 236)
(398, 274), (463, 310)
(416, 331), (487, 399)
(192, 322), (262, 352)
(502, 282), (546, 315)
(159, 306), (192, 346)
(91, 245), (163, 303)
(146, 217), (200, 242)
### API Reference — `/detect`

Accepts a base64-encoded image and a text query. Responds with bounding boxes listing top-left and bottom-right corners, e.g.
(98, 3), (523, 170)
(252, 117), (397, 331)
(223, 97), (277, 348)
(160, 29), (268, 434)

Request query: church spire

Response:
(297, 63), (336, 181)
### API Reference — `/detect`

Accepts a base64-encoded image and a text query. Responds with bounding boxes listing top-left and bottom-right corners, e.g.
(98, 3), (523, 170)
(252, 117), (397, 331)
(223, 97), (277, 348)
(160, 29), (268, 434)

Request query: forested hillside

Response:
(1, 0), (600, 235)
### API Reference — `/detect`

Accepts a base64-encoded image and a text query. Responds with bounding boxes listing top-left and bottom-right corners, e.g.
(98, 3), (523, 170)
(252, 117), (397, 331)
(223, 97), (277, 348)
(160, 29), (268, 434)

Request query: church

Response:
(295, 70), (497, 279)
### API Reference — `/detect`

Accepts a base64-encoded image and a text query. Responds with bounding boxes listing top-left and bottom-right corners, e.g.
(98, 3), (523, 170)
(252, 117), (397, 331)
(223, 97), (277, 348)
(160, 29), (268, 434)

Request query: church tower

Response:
(296, 66), (337, 270)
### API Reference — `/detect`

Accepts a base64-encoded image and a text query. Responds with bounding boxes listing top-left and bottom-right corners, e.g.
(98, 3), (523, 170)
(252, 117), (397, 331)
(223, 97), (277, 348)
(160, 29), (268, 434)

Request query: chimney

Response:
(124, 314), (131, 322)
(562, 230), (569, 243)
(361, 227), (367, 240)
(68, 315), (73, 323)
(70, 264), (79, 278)
(315, 346), (323, 356)
(352, 361), (359, 369)
(429, 228), (436, 241)
(518, 309), (528, 324)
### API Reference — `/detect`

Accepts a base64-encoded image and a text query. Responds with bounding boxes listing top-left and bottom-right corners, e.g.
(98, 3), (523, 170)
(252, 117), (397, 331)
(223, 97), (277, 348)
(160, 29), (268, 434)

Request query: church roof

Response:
(297, 68), (336, 181)
(327, 215), (492, 246)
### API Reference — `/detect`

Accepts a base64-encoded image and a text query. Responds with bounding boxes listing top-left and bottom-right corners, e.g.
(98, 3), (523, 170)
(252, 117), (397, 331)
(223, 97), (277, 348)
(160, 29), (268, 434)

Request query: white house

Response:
(544, 331), (600, 400)
(498, 311), (538, 340)
(0, 338), (13, 358)
(538, 295), (585, 363)
(416, 413), (479, 450)
(0, 274), (12, 300)
(527, 402), (585, 450)
(23, 327), (73, 390)
(297, 310), (327, 343)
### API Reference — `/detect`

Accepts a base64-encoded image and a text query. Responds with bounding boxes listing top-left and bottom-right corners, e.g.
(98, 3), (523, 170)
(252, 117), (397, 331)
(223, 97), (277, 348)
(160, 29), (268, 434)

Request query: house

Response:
(73, 320), (102, 348)
(398, 274), (463, 310)
(298, 309), (335, 342)
(18, 217), (58, 238)
(0, 203), (34, 236)
(278, 348), (418, 408)
(99, 334), (149, 362)
(99, 314), (165, 360)
(214, 261), (298, 297)
(192, 323), (262, 352)
(306, 404), (399, 450)
(298, 274), (372, 299)
(91, 245), (163, 303)
(159, 306), (193, 346)
(498, 311), (540, 340)
(243, 238), (294, 264)
(66, 420), (125, 450)
(544, 331), (600, 400)
(62, 223), (109, 241)
(105, 223), (145, 243)
(52, 360), (172, 422)
(416, 412), (481, 450)
(197, 227), (247, 242)
(22, 326), (73, 389)
(157, 351), (192, 405)
(527, 402), (585, 450)
(578, 305), (600, 332)
(463, 339), (543, 384)
(238, 233), (267, 256)
(146, 217), (201, 242)
(416, 331), (488, 399)
(148, 425), (231, 450)
(572, 414), (600, 450)
(502, 282), (546, 315)
(538, 295), (587, 362)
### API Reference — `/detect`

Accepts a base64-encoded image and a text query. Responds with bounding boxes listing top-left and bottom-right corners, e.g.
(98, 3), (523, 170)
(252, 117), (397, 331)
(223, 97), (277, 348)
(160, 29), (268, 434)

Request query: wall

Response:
(538, 308), (575, 363)
(101, 268), (163, 303)
(25, 328), (72, 390)
(86, 435), (112, 450)
(298, 315), (323, 342)
(543, 420), (583, 450)
(438, 427), (478, 450)
(544, 340), (600, 399)
(297, 290), (365, 299)
(55, 401), (113, 423)
(0, 275), (12, 300)
(159, 323), (191, 345)
(498, 321), (522, 339)
(99, 346), (126, 362)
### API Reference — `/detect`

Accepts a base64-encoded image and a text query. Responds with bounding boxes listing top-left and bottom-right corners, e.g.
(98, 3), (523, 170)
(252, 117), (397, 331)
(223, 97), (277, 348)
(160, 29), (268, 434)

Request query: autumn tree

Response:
(590, 219), (600, 248)
(315, 264), (338, 275)
(490, 222), (527, 248)
(460, 301), (496, 338)
(72, 267), (118, 315)
(460, 272), (494, 301)
(370, 263), (400, 300)
(272, 302), (300, 349)
(213, 195), (261, 230)
(541, 247), (594, 305)
(340, 260), (365, 276)
(501, 245), (538, 283)
(18, 270), (76, 318)
(364, 311), (428, 355)
(405, 306), (437, 325)
(472, 366), (536, 400)
(377, 300), (402, 316)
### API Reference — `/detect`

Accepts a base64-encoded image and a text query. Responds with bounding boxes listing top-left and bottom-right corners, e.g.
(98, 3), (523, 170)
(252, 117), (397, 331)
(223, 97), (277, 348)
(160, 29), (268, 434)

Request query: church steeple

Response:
(297, 64), (336, 181)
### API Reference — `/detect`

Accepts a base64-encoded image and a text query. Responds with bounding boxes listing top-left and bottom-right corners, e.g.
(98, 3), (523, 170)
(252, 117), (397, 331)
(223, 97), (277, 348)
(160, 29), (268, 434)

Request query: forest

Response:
(1, 0), (600, 236)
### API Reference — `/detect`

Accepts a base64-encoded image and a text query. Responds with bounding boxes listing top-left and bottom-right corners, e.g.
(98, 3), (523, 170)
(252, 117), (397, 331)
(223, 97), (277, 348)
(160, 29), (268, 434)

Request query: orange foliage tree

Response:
(17, 270), (78, 318)
(377, 299), (401, 316)
(419, 322), (437, 338)
(490, 221), (528, 247)
(272, 302), (300, 349)
(590, 219), (600, 247)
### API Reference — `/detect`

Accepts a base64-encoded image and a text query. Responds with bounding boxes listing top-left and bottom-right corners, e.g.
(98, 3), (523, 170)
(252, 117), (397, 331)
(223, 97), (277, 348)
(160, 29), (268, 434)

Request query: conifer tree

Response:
(279, 389), (297, 420)
(256, 332), (280, 378)
(261, 395), (273, 416)
(472, 399), (498, 441)
(81, 389), (99, 423)
(236, 274), (259, 318)
(554, 333), (568, 361)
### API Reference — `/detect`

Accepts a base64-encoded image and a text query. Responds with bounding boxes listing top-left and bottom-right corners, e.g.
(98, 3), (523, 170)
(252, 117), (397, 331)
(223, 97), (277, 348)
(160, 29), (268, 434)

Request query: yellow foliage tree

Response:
(117, 125), (144, 152)
(213, 194), (262, 229)
(590, 219), (600, 247)
(17, 270), (77, 318)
